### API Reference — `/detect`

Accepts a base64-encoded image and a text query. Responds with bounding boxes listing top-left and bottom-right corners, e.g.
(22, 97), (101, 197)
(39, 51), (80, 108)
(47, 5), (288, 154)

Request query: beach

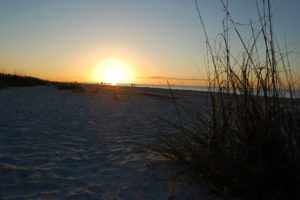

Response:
(0, 85), (220, 200)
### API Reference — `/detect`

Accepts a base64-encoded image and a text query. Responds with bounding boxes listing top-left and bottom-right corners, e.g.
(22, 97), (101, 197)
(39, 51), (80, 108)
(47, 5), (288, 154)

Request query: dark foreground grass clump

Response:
(0, 73), (49, 89)
(148, 0), (300, 199)
(54, 82), (86, 92)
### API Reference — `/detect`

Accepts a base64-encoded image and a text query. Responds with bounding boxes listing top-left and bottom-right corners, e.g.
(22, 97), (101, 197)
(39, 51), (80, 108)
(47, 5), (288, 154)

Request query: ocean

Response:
(117, 83), (300, 98)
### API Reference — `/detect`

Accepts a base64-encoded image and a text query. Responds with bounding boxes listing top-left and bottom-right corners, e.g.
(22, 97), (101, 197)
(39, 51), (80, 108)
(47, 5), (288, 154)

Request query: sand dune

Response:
(0, 86), (220, 200)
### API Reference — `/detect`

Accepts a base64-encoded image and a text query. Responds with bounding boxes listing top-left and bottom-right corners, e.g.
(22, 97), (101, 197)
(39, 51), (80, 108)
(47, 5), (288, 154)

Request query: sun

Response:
(93, 59), (134, 85)
(104, 67), (123, 85)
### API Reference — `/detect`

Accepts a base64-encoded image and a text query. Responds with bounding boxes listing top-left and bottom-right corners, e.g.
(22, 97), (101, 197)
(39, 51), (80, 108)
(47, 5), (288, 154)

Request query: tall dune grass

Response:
(149, 0), (300, 199)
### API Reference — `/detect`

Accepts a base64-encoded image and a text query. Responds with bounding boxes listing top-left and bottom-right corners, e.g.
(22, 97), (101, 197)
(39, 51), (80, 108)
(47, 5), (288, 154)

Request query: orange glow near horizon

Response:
(92, 59), (135, 84)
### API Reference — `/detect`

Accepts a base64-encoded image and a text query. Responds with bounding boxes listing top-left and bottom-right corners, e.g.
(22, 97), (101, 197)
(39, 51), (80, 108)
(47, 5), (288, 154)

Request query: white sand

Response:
(0, 86), (221, 200)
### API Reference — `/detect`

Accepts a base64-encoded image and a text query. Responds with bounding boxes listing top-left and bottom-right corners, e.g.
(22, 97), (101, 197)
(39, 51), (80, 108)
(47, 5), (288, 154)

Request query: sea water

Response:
(88, 83), (300, 98)
(122, 83), (300, 98)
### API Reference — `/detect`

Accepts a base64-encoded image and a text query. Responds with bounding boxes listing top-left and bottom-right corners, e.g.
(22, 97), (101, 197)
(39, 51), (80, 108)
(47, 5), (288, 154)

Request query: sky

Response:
(0, 0), (299, 86)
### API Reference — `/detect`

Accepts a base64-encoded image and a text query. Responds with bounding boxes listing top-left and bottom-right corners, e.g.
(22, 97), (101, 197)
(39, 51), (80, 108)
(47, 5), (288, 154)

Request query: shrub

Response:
(55, 82), (86, 92)
(89, 85), (101, 94)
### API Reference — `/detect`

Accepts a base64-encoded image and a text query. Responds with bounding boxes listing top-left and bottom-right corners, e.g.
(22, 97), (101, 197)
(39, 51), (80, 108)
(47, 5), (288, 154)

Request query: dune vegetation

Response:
(0, 73), (88, 93)
(0, 73), (49, 89)
(148, 0), (300, 199)
(54, 82), (86, 92)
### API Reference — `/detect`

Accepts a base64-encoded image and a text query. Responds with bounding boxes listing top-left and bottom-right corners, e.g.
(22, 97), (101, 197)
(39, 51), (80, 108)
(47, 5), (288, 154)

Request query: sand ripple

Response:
(0, 86), (219, 199)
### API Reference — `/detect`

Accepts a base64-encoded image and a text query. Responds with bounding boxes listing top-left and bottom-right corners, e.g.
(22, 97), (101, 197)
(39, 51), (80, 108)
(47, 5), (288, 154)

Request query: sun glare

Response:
(93, 59), (134, 85)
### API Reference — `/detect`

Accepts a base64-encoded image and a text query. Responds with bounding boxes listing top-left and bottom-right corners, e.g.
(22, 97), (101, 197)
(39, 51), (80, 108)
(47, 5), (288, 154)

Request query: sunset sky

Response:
(0, 0), (299, 86)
